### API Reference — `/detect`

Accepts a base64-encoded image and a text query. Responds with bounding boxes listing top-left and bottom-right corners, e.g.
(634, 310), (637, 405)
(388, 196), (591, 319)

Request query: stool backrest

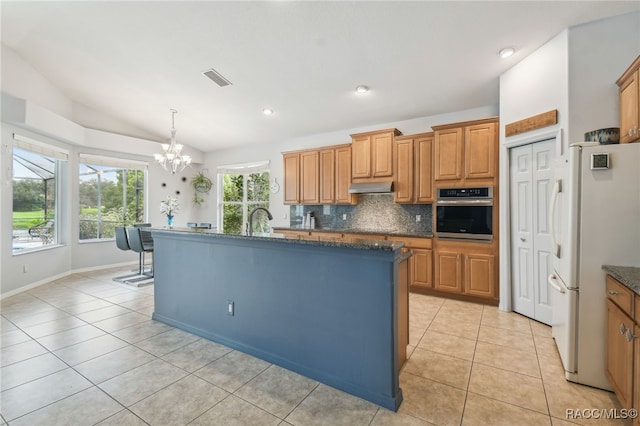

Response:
(126, 227), (144, 253)
(115, 227), (130, 251)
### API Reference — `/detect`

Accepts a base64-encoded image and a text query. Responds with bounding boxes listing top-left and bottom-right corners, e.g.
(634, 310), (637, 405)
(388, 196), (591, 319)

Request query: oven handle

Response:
(436, 199), (493, 206)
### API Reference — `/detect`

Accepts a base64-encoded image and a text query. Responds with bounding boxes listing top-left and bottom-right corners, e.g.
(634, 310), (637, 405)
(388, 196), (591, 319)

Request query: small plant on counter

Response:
(160, 196), (180, 227)
(191, 170), (212, 205)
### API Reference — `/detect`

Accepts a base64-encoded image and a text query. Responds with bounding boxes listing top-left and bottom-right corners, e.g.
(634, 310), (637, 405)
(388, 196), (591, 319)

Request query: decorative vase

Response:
(167, 215), (174, 228)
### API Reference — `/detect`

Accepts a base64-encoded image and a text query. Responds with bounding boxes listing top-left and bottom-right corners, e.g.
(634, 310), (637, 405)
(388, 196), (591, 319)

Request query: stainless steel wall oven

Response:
(436, 187), (493, 241)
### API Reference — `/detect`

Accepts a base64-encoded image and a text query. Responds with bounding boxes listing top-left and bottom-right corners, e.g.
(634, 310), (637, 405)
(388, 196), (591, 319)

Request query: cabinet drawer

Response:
(391, 236), (432, 249)
(606, 275), (634, 317)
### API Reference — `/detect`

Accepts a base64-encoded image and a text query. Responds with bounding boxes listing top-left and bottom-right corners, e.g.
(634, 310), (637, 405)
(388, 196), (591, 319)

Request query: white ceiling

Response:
(2, 1), (638, 153)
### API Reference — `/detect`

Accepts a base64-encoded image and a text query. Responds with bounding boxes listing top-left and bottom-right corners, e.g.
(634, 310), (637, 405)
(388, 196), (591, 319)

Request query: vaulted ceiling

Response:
(2, 1), (638, 152)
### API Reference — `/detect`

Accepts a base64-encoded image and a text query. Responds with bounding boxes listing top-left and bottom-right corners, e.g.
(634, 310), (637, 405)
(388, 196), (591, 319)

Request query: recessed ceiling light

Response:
(263, 108), (274, 116)
(356, 85), (369, 93)
(499, 47), (516, 59)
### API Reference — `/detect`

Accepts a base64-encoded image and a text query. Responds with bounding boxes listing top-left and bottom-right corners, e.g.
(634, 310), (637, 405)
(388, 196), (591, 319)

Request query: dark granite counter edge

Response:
(272, 226), (433, 239)
(151, 227), (404, 252)
(602, 265), (640, 295)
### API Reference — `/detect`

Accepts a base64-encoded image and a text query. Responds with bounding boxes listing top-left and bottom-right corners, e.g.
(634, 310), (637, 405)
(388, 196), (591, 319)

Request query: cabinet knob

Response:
(625, 329), (636, 342)
(619, 323), (627, 335)
(629, 129), (634, 137)
(608, 290), (619, 296)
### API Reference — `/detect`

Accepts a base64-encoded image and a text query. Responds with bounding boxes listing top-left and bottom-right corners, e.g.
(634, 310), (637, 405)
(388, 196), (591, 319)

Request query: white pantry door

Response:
(510, 139), (555, 325)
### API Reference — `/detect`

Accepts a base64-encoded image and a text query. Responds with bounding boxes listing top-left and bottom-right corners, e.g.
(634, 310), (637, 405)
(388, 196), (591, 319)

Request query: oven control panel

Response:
(438, 187), (492, 199)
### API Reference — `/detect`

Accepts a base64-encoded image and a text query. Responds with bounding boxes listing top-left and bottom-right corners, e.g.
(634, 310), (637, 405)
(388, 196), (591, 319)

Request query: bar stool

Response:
(113, 227), (141, 281)
(126, 227), (154, 277)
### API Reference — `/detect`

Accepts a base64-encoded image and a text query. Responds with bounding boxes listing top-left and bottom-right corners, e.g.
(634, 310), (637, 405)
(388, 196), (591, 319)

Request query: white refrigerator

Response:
(548, 142), (640, 390)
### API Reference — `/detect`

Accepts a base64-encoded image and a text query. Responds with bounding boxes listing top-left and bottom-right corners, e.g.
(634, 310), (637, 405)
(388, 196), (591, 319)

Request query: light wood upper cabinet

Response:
(414, 134), (434, 202)
(433, 118), (498, 183)
(319, 149), (335, 204)
(394, 132), (433, 204)
(434, 128), (463, 181)
(300, 151), (319, 204)
(335, 145), (357, 205)
(394, 139), (414, 203)
(617, 55), (640, 144)
(283, 153), (300, 204)
(372, 132), (394, 177)
(351, 135), (371, 178)
(351, 129), (401, 181)
(465, 122), (496, 179)
(283, 144), (355, 206)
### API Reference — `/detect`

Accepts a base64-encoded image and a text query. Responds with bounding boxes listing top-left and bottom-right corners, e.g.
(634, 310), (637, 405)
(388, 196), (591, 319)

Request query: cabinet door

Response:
(283, 153), (300, 204)
(606, 299), (634, 408)
(300, 151), (319, 204)
(319, 149), (335, 204)
(464, 253), (495, 298)
(352, 136), (371, 178)
(372, 132), (394, 177)
(410, 248), (433, 289)
(335, 146), (355, 204)
(465, 122), (496, 179)
(394, 139), (414, 203)
(414, 135), (433, 202)
(434, 128), (463, 180)
(619, 70), (639, 144)
(434, 250), (462, 293)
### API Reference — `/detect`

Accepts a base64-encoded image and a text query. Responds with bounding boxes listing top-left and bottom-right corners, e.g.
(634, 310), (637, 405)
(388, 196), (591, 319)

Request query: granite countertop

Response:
(151, 227), (405, 252)
(602, 265), (640, 295)
(272, 226), (433, 239)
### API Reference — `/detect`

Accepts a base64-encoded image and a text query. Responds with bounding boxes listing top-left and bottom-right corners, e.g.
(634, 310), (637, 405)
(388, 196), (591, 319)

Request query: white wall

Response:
(1, 43), (206, 297)
(498, 11), (640, 311)
(204, 105), (499, 229)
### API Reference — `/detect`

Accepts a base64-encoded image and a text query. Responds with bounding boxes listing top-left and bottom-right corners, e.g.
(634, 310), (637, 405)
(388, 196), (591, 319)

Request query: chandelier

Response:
(154, 109), (192, 174)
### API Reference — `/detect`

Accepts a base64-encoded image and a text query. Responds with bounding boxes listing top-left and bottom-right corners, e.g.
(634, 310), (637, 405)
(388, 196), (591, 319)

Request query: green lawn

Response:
(12, 211), (45, 229)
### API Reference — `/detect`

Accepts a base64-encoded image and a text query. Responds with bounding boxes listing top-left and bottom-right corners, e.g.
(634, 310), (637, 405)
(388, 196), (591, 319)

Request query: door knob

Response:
(520, 237), (525, 242)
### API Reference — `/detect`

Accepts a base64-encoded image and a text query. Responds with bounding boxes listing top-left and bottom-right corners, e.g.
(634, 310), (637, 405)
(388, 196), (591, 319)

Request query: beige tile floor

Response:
(0, 266), (631, 426)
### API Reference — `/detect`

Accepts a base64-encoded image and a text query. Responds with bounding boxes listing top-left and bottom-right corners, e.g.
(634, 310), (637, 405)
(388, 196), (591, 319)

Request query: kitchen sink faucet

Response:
(247, 207), (273, 236)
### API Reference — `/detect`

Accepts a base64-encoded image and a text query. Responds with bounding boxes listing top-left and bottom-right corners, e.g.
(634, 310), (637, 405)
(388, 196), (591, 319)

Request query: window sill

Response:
(12, 244), (65, 256)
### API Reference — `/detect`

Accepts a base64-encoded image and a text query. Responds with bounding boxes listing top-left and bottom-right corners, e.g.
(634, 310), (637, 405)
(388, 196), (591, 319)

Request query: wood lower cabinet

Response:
(606, 298), (634, 409)
(434, 250), (463, 293)
(617, 55), (640, 143)
(605, 274), (639, 420)
(410, 248), (433, 289)
(434, 240), (497, 301)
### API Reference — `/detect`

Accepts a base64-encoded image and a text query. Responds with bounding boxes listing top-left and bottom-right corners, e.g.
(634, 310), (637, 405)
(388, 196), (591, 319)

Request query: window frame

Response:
(217, 161), (271, 235)
(78, 154), (148, 242)
(11, 135), (68, 254)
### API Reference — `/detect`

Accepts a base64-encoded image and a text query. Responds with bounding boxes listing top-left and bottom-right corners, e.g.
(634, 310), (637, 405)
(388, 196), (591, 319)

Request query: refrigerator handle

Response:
(548, 274), (566, 294)
(549, 179), (562, 258)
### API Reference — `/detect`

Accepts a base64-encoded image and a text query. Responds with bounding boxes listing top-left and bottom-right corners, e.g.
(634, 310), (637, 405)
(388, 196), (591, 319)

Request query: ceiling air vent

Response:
(202, 68), (232, 87)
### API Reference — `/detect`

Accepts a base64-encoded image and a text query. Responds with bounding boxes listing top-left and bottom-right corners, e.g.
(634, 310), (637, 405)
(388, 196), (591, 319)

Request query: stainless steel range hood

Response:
(348, 181), (393, 194)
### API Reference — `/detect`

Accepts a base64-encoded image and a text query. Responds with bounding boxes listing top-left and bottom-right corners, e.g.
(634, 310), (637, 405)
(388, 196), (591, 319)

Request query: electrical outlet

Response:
(23, 264), (28, 273)
(227, 300), (234, 316)
(416, 215), (421, 222)
(342, 214), (347, 220)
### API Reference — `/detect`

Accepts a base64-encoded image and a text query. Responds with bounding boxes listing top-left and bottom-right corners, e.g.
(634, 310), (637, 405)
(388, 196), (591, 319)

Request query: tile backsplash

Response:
(289, 194), (432, 233)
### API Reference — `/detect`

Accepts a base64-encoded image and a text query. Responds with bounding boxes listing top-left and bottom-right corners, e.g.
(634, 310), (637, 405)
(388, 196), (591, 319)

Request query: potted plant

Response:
(191, 170), (212, 205)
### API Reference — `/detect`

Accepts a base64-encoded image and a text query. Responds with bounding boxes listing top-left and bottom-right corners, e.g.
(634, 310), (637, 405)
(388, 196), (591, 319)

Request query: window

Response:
(218, 162), (270, 235)
(79, 154), (147, 241)
(12, 135), (67, 253)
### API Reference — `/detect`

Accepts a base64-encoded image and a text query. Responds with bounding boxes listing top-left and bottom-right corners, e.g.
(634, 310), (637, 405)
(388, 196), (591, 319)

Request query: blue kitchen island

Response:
(150, 228), (409, 411)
